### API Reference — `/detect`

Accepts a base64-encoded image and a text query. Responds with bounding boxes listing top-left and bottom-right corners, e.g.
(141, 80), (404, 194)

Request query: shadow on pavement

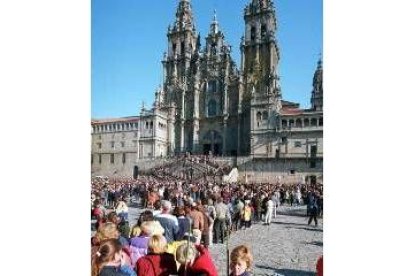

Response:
(255, 265), (314, 276)
(274, 268), (314, 276)
(284, 226), (323, 232)
(272, 221), (309, 227)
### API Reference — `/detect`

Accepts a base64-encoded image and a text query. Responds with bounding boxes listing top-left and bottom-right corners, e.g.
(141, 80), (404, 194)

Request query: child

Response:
(92, 239), (136, 276)
(230, 245), (253, 276)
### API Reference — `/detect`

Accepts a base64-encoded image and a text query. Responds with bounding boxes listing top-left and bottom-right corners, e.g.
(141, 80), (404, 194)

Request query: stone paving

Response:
(93, 202), (323, 276)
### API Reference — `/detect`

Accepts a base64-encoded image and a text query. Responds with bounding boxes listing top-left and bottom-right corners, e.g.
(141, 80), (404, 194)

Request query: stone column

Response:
(223, 119), (228, 155)
(167, 105), (176, 155)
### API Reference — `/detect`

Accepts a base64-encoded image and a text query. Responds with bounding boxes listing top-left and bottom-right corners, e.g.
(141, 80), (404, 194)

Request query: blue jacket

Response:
(155, 216), (179, 243)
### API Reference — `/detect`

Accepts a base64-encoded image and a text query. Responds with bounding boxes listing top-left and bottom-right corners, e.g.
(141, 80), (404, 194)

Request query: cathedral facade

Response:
(91, 0), (323, 180)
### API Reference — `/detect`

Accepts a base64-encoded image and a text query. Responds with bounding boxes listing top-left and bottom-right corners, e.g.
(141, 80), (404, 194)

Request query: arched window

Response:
(304, 118), (310, 127)
(257, 112), (262, 121)
(211, 43), (217, 55)
(289, 119), (295, 127)
(311, 118), (317, 126)
(256, 112), (262, 127)
(251, 26), (256, 41)
(261, 24), (267, 39)
(172, 43), (177, 54)
(208, 80), (217, 93)
(150, 121), (153, 129)
(181, 41), (185, 56)
(282, 120), (287, 128)
(208, 99), (217, 117)
(319, 117), (323, 126)
(296, 119), (302, 127)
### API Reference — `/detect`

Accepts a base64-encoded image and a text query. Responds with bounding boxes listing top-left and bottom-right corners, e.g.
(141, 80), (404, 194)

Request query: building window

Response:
(111, 141), (115, 149)
(304, 118), (310, 127)
(97, 142), (102, 149)
(257, 111), (262, 121)
(211, 43), (217, 55)
(121, 142), (125, 148)
(146, 122), (149, 129)
(208, 99), (217, 117)
(311, 118), (317, 126)
(110, 154), (114, 164)
(122, 153), (126, 164)
(294, 141), (302, 148)
(261, 24), (267, 38)
(256, 111), (262, 127)
(91, 154), (93, 164)
(281, 120), (287, 128)
(295, 119), (302, 128)
(172, 43), (176, 54)
(310, 145), (317, 168)
(251, 26), (256, 41)
(290, 169), (296, 175)
(99, 154), (102, 164)
(319, 117), (323, 126)
(207, 80), (217, 93)
(289, 119), (294, 127)
(281, 137), (287, 144)
(150, 121), (153, 129)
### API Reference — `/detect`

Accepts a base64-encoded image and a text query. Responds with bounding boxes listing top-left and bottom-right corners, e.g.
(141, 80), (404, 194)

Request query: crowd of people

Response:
(91, 155), (323, 276)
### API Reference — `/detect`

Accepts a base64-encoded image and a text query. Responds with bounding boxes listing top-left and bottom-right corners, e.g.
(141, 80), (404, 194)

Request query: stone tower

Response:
(311, 59), (323, 111)
(162, 0), (198, 153)
(240, 0), (282, 155)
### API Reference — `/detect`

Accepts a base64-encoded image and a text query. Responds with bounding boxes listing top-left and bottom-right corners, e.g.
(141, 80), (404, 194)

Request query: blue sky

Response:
(92, 0), (322, 119)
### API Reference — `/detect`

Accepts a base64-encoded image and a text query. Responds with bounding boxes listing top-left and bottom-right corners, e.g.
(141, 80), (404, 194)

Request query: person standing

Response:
(213, 197), (229, 244)
(264, 196), (274, 226)
(307, 191), (319, 226)
(154, 200), (179, 243)
(271, 191), (279, 220)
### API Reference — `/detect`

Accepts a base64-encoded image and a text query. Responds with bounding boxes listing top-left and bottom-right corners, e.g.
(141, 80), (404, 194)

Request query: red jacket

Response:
(316, 255), (323, 276)
(178, 245), (218, 276)
(136, 253), (177, 276)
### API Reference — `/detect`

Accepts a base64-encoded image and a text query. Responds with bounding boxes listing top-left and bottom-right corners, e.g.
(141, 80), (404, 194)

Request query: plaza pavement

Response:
(95, 202), (323, 276)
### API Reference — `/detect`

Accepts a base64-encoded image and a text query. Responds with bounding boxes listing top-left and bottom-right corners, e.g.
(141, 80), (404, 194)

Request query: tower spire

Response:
(174, 0), (194, 32)
(210, 9), (219, 34)
(311, 58), (323, 111)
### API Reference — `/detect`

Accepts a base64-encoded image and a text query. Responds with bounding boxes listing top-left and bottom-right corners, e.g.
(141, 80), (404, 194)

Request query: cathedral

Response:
(91, 0), (323, 181)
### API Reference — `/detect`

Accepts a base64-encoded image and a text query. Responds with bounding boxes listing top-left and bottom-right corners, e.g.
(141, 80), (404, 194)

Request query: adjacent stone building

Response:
(91, 0), (323, 183)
